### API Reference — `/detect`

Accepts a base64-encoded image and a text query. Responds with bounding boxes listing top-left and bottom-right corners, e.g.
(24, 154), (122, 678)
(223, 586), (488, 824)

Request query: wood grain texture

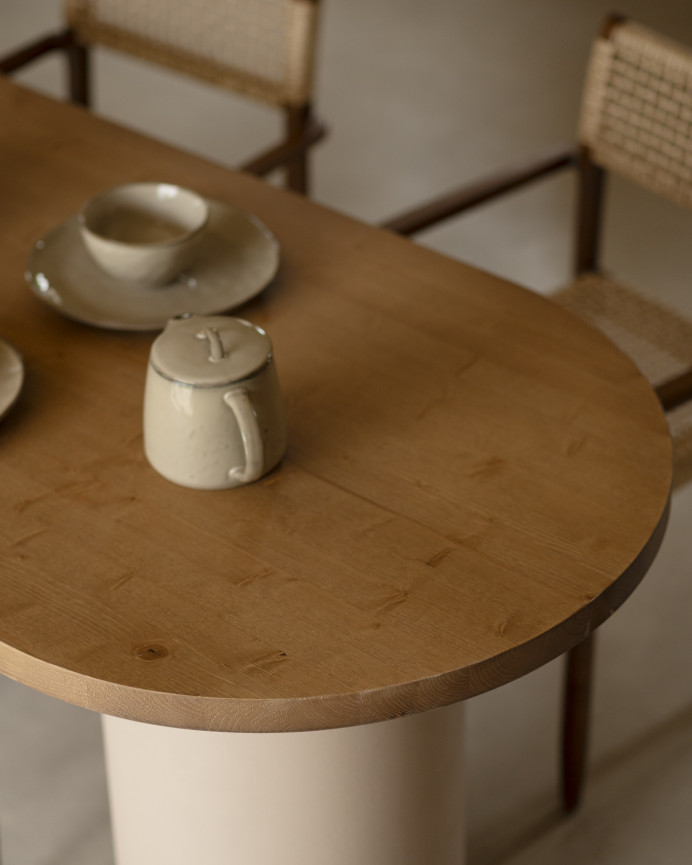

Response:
(0, 80), (672, 732)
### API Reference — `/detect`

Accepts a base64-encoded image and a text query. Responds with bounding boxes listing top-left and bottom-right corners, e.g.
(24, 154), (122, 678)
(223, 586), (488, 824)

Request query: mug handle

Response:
(222, 388), (264, 485)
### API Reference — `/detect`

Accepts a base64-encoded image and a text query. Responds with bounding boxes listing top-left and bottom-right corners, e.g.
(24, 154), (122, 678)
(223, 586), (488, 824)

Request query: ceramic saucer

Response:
(0, 338), (24, 421)
(25, 199), (279, 330)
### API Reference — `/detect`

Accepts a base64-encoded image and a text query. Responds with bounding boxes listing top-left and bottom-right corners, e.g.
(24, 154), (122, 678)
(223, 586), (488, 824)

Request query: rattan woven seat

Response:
(381, 14), (692, 815)
(555, 273), (692, 487)
(0, 0), (326, 194)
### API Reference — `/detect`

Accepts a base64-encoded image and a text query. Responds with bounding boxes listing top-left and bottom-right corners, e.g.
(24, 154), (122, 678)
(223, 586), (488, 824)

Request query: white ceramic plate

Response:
(0, 338), (24, 421)
(25, 199), (280, 331)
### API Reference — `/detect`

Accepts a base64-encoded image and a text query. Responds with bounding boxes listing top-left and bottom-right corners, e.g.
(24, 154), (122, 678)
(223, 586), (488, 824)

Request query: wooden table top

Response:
(0, 79), (672, 732)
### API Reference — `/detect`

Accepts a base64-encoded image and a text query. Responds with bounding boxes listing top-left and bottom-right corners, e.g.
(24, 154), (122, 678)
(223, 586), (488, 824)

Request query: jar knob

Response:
(196, 327), (226, 363)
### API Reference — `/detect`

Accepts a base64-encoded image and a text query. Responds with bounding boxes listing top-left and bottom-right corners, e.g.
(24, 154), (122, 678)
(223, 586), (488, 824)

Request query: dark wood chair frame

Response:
(382, 14), (692, 815)
(383, 139), (692, 411)
(0, 28), (326, 196)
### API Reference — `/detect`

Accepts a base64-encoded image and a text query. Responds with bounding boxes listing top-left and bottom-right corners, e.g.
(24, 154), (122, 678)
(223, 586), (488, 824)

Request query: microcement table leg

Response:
(102, 702), (466, 865)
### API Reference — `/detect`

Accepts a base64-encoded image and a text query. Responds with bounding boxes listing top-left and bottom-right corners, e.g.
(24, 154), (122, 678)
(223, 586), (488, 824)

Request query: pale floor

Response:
(1, 1), (692, 863)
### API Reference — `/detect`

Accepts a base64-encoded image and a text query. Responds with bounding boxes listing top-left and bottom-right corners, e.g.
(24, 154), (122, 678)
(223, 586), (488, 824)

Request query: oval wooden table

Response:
(0, 80), (672, 865)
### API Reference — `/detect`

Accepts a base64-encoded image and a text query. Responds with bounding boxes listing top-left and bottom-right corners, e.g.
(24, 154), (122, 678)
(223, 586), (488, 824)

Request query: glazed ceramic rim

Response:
(0, 337), (24, 421)
(79, 182), (210, 249)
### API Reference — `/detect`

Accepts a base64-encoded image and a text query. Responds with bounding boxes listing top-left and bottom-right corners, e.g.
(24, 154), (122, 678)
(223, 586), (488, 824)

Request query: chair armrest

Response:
(240, 117), (328, 178)
(0, 29), (74, 75)
(656, 368), (692, 411)
(381, 146), (578, 236)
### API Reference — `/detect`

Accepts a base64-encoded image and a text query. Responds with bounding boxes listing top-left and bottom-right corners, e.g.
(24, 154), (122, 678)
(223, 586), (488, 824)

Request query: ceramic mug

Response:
(143, 314), (287, 489)
(79, 183), (209, 285)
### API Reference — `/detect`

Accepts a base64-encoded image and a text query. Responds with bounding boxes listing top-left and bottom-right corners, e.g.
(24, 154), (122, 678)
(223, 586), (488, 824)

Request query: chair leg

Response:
(65, 31), (90, 108)
(285, 105), (311, 195)
(561, 631), (596, 813)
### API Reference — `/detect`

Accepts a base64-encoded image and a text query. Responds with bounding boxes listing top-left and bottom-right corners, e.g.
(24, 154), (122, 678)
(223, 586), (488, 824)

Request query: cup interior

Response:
(81, 183), (208, 247)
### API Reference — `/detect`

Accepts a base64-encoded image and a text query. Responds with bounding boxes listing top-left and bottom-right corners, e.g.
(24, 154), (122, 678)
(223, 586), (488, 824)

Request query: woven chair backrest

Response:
(65, 0), (321, 108)
(579, 19), (692, 209)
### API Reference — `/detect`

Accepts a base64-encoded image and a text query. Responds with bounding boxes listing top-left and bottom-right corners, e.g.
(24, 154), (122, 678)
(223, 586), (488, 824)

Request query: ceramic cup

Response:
(143, 314), (287, 490)
(79, 182), (209, 285)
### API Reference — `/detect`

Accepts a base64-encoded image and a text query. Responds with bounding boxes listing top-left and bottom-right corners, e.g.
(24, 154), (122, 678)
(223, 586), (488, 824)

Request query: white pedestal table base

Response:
(102, 702), (466, 865)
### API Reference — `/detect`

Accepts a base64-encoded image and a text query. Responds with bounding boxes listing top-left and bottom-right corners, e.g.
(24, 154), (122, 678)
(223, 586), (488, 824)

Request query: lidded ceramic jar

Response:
(143, 314), (286, 489)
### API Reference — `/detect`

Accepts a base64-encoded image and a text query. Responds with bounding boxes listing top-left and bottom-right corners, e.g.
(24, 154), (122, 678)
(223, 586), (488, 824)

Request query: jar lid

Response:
(150, 315), (272, 386)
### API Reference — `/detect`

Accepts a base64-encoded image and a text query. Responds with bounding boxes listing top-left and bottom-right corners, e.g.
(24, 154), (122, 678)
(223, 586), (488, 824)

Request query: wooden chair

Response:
(383, 14), (692, 813)
(0, 0), (326, 195)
